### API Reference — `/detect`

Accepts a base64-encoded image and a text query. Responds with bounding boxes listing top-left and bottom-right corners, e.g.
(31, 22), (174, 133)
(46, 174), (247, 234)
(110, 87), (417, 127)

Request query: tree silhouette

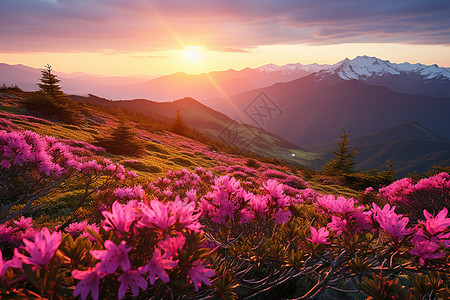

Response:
(23, 64), (83, 124)
(323, 129), (358, 175)
(38, 64), (64, 98)
(171, 109), (186, 135)
(95, 122), (145, 157)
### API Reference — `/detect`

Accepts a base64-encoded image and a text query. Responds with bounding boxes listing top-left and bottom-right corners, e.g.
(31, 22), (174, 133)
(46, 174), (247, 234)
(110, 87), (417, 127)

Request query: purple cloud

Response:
(0, 0), (449, 53)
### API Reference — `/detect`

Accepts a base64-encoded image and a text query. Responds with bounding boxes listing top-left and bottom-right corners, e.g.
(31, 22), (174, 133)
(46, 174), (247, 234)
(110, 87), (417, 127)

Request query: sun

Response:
(185, 46), (204, 63)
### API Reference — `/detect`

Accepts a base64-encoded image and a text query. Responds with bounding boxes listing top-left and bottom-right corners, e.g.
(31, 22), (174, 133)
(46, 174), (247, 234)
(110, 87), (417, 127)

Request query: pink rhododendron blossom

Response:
(0, 223), (14, 242)
(274, 209), (291, 224)
(91, 240), (132, 274)
(158, 235), (186, 257)
(188, 260), (215, 291)
(102, 201), (135, 232)
(143, 249), (178, 284)
(118, 269), (148, 299)
(263, 179), (285, 199)
(364, 187), (374, 195)
(14, 216), (33, 229)
(307, 227), (330, 244)
(372, 204), (412, 239)
(139, 200), (176, 231)
(65, 221), (88, 237)
(14, 227), (61, 267)
(422, 208), (450, 236)
(328, 216), (348, 236)
(410, 239), (445, 265)
(114, 185), (146, 201)
(73, 267), (104, 300)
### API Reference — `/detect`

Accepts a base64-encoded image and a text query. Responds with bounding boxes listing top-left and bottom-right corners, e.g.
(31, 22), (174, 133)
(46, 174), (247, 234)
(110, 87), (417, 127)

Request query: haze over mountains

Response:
(1, 55), (449, 175)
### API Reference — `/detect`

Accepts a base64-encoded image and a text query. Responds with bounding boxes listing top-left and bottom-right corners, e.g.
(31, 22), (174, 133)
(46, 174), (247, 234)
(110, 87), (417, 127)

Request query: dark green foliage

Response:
(121, 160), (162, 173)
(22, 65), (83, 125)
(95, 122), (145, 157)
(246, 159), (260, 169)
(146, 142), (169, 154)
(324, 129), (358, 175)
(0, 84), (23, 93)
(38, 64), (63, 98)
(345, 160), (397, 191)
(422, 165), (450, 178)
(169, 157), (194, 167)
(171, 109), (186, 135)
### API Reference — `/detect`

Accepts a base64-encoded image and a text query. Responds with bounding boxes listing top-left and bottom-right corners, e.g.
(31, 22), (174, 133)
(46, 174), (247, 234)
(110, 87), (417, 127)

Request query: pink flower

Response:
(372, 204), (413, 239)
(65, 221), (88, 237)
(263, 179), (285, 199)
(274, 209), (291, 224)
(102, 201), (135, 232)
(158, 235), (186, 257)
(307, 227), (330, 244)
(364, 187), (374, 195)
(0, 223), (14, 242)
(13, 216), (33, 229)
(72, 267), (104, 300)
(143, 249), (178, 284)
(422, 208), (450, 236)
(327, 216), (347, 236)
(118, 269), (148, 299)
(14, 227), (61, 267)
(188, 260), (215, 291)
(410, 239), (445, 265)
(91, 240), (131, 274)
(139, 200), (176, 230)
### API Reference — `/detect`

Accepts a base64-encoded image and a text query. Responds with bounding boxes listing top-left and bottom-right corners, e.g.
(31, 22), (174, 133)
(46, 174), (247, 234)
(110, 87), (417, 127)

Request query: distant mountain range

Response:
(0, 62), (330, 101)
(316, 56), (450, 97)
(212, 73), (450, 146)
(2, 56), (450, 175)
(0, 63), (150, 96)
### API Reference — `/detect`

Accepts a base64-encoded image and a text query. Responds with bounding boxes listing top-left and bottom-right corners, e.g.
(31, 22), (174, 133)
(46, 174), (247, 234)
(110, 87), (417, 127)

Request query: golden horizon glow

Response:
(1, 43), (449, 77)
(184, 46), (205, 64)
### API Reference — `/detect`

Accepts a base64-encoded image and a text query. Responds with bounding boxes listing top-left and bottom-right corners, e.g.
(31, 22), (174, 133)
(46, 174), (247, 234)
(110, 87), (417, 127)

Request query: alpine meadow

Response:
(1, 1), (450, 299)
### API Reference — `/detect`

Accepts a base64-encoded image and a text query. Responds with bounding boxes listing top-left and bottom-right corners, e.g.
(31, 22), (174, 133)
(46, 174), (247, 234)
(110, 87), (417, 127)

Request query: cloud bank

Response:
(1, 0), (449, 53)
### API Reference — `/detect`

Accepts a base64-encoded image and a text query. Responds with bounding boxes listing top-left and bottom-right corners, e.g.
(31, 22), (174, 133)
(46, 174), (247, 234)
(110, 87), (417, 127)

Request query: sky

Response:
(1, 0), (449, 77)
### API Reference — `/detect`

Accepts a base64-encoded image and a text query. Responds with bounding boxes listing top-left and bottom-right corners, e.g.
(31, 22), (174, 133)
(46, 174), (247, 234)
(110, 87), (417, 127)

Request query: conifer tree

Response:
(38, 64), (64, 98)
(171, 109), (186, 135)
(23, 64), (82, 124)
(95, 121), (145, 157)
(323, 129), (358, 175)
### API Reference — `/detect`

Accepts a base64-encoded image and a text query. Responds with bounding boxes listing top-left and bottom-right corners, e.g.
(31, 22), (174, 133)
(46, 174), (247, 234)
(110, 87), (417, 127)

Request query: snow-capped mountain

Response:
(257, 62), (330, 75)
(315, 56), (450, 97)
(318, 55), (450, 80)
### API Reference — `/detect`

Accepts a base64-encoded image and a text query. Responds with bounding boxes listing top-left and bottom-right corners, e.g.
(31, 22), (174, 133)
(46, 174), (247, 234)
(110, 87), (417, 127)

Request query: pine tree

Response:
(38, 64), (64, 98)
(323, 129), (358, 175)
(95, 122), (145, 157)
(23, 64), (82, 124)
(171, 109), (186, 135)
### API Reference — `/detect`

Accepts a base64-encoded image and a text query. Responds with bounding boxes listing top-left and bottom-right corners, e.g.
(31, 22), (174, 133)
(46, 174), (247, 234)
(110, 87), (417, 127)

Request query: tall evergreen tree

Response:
(95, 121), (145, 157)
(23, 64), (82, 124)
(323, 129), (358, 175)
(171, 109), (186, 135)
(38, 64), (64, 98)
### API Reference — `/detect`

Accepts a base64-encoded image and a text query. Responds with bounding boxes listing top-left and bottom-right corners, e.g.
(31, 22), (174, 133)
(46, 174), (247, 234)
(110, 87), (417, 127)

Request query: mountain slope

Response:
(314, 122), (450, 177)
(213, 76), (450, 147)
(70, 94), (320, 166)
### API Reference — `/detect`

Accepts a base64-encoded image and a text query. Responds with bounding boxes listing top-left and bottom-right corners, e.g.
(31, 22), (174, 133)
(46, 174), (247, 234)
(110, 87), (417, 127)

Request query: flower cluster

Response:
(316, 195), (372, 237)
(200, 176), (293, 225)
